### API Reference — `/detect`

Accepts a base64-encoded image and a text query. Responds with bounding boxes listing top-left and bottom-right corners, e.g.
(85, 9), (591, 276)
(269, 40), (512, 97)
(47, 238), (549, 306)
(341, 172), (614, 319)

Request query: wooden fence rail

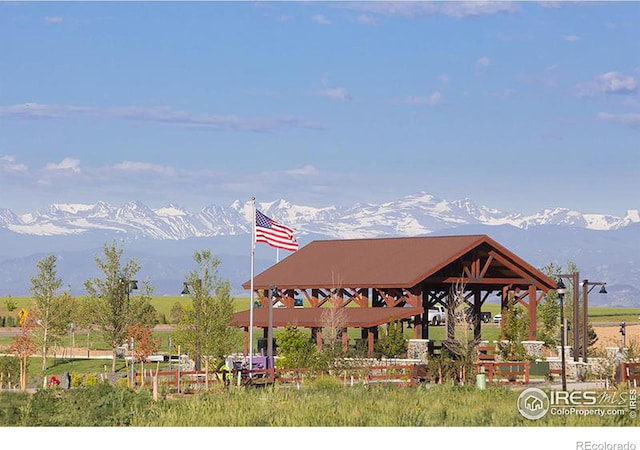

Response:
(620, 362), (640, 387)
(131, 364), (418, 391)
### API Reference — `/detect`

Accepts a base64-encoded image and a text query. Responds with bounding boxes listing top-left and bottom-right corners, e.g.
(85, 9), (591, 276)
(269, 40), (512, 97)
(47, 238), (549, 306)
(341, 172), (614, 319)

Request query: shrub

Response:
(70, 372), (83, 388)
(0, 356), (20, 389)
(309, 375), (342, 390)
(84, 373), (99, 386)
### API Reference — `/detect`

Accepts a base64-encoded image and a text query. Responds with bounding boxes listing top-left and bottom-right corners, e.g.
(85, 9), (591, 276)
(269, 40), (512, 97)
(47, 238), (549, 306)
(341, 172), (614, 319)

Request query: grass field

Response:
(1, 382), (636, 427)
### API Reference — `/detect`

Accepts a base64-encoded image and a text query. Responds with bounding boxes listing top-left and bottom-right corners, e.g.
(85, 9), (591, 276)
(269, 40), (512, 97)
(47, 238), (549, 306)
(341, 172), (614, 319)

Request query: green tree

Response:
(84, 241), (157, 372)
(498, 293), (529, 361)
(277, 325), (317, 372)
(3, 295), (17, 313)
(375, 321), (407, 358)
(175, 250), (240, 371)
(169, 301), (185, 324)
(29, 255), (73, 374)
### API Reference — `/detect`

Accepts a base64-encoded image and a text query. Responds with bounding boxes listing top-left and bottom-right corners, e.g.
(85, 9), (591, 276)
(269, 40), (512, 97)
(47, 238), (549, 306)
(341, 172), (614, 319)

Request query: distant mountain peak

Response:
(0, 193), (637, 239)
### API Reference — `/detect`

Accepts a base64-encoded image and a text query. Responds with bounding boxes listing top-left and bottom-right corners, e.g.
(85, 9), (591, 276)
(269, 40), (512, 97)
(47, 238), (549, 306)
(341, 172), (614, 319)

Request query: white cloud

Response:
(112, 161), (176, 176)
(575, 72), (638, 97)
(476, 56), (491, 72)
(597, 72), (637, 94)
(316, 87), (352, 102)
(337, 2), (518, 19)
(488, 89), (516, 99)
(398, 91), (443, 106)
(0, 103), (94, 119)
(285, 165), (320, 176)
(0, 103), (326, 132)
(356, 15), (378, 25)
(598, 112), (640, 128)
(44, 158), (81, 173)
(312, 14), (331, 25)
(440, 1), (519, 18)
(0, 155), (28, 173)
(44, 16), (64, 24)
(563, 34), (580, 42)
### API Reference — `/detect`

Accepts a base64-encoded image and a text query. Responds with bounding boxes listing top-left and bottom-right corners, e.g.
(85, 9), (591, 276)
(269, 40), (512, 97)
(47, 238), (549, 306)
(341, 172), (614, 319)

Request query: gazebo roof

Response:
(243, 234), (556, 291)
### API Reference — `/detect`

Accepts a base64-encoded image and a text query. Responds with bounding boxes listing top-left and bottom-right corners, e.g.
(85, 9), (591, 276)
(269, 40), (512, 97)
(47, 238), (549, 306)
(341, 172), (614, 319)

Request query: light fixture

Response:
(599, 284), (608, 294)
(556, 278), (566, 292)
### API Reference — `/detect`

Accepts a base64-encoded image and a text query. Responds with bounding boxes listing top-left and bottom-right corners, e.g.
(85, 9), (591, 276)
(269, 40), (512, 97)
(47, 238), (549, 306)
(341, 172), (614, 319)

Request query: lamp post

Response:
(556, 279), (568, 391)
(181, 279), (203, 371)
(580, 280), (607, 363)
(120, 277), (138, 386)
(558, 272), (580, 362)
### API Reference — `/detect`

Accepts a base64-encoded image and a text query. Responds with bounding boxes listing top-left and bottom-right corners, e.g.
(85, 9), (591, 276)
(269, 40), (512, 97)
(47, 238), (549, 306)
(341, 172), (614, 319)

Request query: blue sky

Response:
(0, 1), (638, 216)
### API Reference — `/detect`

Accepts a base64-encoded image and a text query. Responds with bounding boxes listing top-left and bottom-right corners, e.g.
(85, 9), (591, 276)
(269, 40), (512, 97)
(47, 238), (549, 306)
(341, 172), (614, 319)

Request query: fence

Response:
(620, 362), (640, 387)
(132, 364), (419, 392)
(476, 361), (530, 385)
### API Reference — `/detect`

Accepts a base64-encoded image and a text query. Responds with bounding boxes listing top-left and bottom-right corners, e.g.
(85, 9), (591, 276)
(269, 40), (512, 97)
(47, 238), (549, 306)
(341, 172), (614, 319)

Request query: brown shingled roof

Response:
(243, 234), (556, 291)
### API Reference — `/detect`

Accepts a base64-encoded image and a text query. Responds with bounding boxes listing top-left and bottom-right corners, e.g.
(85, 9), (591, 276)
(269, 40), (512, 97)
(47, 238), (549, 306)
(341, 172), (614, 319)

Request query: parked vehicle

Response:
(459, 308), (492, 324)
(493, 313), (502, 324)
(427, 306), (446, 326)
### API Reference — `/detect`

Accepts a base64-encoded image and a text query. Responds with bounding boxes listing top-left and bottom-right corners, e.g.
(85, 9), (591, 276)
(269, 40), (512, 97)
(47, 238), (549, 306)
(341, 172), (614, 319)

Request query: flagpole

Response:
(249, 197), (256, 377)
(276, 248), (279, 264)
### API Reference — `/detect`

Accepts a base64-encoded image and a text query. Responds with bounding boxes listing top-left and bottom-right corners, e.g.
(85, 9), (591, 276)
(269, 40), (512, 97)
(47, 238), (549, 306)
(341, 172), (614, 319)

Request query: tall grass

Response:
(133, 384), (634, 427)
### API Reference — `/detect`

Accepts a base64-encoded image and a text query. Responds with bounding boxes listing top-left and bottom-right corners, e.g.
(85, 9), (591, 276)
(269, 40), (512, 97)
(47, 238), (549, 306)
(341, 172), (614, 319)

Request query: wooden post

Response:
(528, 285), (537, 340)
(342, 328), (348, 352)
(367, 328), (374, 356)
(152, 375), (158, 401)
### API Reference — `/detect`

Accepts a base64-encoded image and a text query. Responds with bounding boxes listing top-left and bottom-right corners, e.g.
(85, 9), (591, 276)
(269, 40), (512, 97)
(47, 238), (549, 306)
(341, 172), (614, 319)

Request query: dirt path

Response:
(593, 323), (640, 349)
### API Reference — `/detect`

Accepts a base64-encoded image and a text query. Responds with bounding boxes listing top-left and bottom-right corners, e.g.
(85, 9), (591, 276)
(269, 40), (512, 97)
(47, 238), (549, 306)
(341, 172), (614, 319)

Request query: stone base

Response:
(522, 341), (544, 359)
(407, 339), (429, 363)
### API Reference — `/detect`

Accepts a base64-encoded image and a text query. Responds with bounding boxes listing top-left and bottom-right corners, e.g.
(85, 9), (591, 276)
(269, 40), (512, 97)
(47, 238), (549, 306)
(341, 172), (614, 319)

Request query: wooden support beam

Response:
(367, 329), (374, 356)
(479, 254), (495, 279)
(430, 277), (535, 285)
(473, 289), (482, 341)
(528, 285), (537, 340)
(342, 328), (348, 352)
(472, 253), (481, 278)
(243, 327), (249, 356)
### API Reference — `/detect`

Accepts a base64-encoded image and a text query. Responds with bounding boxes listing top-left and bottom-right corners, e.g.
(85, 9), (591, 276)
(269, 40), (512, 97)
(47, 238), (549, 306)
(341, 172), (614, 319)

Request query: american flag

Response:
(255, 210), (298, 252)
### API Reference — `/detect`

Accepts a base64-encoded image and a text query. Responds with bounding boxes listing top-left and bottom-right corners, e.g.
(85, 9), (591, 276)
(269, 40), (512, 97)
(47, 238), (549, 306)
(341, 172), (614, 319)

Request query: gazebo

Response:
(235, 234), (556, 355)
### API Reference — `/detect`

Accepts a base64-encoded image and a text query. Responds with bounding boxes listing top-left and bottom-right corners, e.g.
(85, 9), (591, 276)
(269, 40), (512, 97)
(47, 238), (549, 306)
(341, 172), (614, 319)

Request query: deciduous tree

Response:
(84, 241), (157, 372)
(175, 250), (240, 371)
(30, 254), (72, 374)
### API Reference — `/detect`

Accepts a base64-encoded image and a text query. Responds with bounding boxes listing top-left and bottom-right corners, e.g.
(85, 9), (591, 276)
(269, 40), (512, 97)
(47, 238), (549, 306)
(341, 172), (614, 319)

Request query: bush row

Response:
(0, 316), (18, 327)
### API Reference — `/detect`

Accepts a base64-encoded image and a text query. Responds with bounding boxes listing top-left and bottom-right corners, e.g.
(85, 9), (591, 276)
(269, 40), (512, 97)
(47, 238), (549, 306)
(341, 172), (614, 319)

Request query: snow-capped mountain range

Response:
(1, 192), (638, 240)
(1, 192), (639, 306)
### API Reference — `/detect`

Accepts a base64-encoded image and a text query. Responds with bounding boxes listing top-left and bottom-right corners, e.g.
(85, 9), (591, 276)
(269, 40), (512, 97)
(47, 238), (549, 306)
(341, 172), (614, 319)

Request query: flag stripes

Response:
(255, 210), (298, 252)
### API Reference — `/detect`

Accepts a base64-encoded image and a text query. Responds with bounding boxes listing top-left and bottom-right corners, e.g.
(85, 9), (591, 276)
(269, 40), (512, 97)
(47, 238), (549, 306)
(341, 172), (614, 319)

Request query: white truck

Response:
(427, 305), (446, 326)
